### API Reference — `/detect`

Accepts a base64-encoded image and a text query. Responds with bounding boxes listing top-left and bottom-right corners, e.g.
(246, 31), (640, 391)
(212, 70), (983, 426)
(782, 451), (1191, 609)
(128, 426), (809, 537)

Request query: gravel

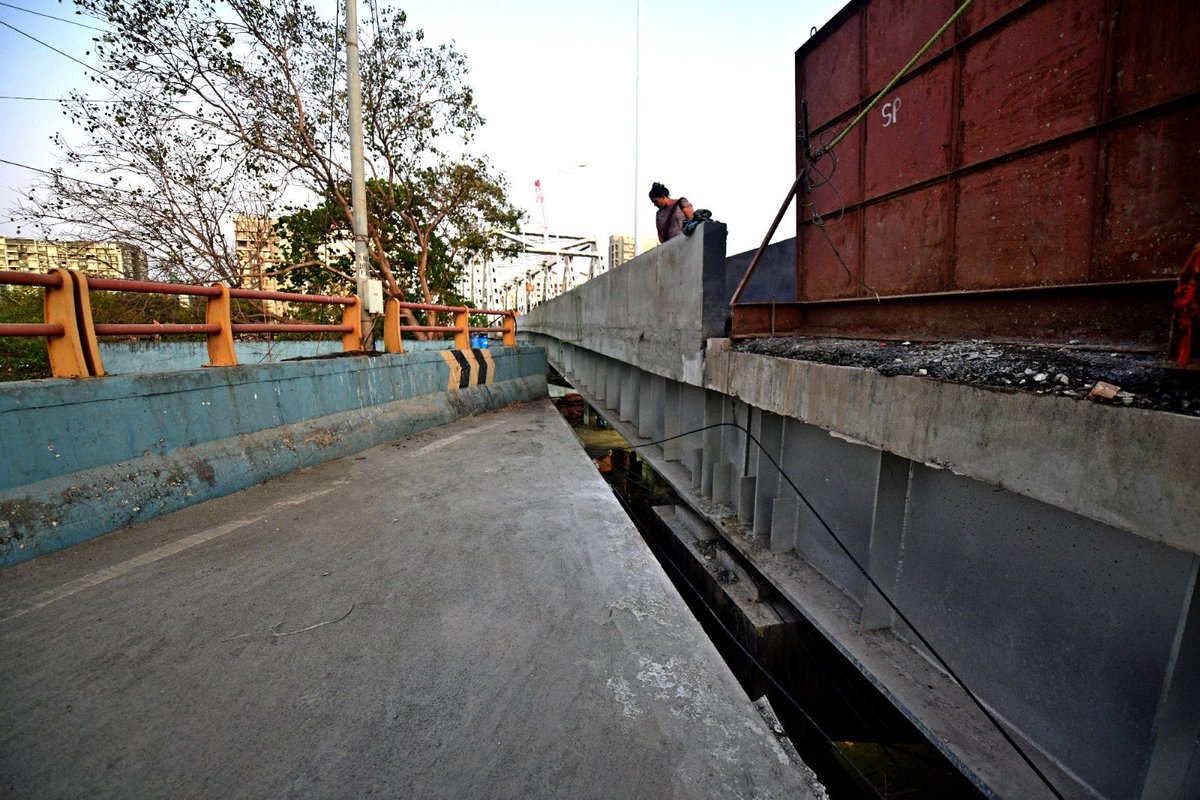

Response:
(737, 337), (1200, 418)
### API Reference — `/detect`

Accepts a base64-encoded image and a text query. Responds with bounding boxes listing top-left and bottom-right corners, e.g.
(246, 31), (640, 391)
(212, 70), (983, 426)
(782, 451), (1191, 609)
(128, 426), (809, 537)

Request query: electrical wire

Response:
(0, 1), (108, 31)
(610, 421), (1065, 800)
(0, 19), (118, 84)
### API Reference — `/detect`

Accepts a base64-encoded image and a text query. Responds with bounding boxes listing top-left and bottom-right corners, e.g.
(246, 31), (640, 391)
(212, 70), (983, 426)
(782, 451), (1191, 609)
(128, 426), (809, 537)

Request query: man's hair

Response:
(648, 182), (669, 200)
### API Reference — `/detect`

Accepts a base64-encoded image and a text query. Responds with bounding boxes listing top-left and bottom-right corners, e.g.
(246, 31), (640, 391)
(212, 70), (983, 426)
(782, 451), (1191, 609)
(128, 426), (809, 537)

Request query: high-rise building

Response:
(233, 215), (282, 291)
(607, 235), (656, 271)
(0, 236), (148, 280)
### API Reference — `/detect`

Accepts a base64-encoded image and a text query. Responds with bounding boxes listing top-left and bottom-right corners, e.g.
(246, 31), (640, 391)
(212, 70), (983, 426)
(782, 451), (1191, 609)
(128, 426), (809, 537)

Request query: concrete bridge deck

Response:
(0, 398), (817, 799)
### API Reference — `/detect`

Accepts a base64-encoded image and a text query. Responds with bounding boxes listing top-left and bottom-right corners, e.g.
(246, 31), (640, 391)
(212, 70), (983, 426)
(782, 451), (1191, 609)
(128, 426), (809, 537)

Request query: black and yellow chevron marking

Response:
(440, 348), (496, 391)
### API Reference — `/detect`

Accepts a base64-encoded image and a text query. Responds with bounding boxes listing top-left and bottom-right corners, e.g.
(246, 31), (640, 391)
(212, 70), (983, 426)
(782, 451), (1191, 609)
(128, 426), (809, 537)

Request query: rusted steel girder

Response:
(731, 280), (1176, 351)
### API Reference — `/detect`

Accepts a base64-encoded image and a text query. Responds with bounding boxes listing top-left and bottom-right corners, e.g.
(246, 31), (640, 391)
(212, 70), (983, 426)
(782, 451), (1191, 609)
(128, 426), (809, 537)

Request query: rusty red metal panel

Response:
(958, 0), (1106, 168)
(802, 11), (862, 130)
(732, 281), (1174, 348)
(1111, 0), (1200, 116)
(865, 0), (957, 91)
(959, 0), (1029, 38)
(955, 139), (1098, 289)
(773, 0), (1196, 350)
(801, 210), (862, 299)
(865, 60), (954, 198)
(1098, 108), (1200, 281)
(864, 183), (951, 294)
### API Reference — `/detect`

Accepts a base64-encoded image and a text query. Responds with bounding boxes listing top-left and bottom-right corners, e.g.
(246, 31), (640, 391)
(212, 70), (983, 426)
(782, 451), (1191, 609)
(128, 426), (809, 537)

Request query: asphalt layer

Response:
(0, 399), (817, 800)
(739, 337), (1200, 417)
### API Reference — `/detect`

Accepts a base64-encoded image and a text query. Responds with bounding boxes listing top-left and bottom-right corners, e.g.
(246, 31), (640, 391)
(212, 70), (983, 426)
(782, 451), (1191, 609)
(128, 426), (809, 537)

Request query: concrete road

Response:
(1, 399), (818, 799)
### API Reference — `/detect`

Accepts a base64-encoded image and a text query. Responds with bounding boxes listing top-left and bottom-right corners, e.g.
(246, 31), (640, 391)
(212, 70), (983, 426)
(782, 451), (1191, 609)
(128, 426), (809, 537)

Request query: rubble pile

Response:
(739, 337), (1200, 417)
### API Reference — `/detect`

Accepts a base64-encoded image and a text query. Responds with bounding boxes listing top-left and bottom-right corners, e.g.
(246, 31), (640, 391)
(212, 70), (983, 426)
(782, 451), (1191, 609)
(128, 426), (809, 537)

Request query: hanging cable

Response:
(609, 421), (1065, 800)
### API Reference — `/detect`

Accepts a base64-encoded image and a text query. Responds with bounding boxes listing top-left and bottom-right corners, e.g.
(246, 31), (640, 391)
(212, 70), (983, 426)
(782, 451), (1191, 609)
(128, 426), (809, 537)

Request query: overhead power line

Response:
(0, 19), (116, 83)
(0, 1), (108, 32)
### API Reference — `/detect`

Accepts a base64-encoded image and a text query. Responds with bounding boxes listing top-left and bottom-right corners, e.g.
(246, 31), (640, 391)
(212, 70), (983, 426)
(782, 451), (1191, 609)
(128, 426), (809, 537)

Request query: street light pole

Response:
(346, 0), (372, 346)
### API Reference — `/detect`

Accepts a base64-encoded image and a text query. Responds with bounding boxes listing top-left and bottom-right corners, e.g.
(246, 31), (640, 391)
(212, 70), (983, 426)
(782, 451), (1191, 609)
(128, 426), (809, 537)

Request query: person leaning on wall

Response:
(649, 182), (693, 243)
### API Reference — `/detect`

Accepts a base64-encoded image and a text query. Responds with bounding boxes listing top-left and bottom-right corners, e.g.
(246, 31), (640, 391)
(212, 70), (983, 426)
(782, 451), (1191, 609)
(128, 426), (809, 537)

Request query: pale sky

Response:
(0, 0), (846, 256)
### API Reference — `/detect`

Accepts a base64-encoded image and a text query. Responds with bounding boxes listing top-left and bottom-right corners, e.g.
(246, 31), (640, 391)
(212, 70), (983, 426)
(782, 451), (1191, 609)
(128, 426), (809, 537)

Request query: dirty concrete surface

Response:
(740, 337), (1200, 417)
(0, 398), (818, 799)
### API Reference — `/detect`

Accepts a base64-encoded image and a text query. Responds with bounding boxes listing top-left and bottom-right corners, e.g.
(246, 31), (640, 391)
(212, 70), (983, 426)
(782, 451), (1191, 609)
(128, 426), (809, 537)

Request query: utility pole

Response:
(346, 0), (372, 346)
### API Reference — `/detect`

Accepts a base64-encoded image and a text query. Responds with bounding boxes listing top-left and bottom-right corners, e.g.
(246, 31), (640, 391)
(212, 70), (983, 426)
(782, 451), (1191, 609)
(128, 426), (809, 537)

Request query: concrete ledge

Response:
(520, 223), (728, 385)
(706, 345), (1200, 555)
(1, 348), (547, 566)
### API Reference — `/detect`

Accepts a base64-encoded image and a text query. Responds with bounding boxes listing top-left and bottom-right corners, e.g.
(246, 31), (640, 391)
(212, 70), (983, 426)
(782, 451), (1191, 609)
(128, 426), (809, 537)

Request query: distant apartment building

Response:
(233, 214), (283, 292)
(0, 236), (148, 280)
(233, 214), (291, 316)
(607, 235), (656, 271)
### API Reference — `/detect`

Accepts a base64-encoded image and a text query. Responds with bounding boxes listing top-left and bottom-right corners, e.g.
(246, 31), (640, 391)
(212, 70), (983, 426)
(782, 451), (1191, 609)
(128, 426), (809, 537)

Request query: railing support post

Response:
(383, 297), (405, 354)
(453, 308), (470, 349)
(43, 268), (89, 378)
(502, 313), (516, 347)
(343, 297), (363, 351)
(69, 270), (105, 376)
(205, 283), (237, 367)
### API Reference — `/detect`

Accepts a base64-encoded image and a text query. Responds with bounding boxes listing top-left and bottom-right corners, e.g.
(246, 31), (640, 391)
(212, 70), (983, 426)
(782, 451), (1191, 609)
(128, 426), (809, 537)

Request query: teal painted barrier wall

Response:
(0, 347), (547, 566)
(98, 339), (456, 374)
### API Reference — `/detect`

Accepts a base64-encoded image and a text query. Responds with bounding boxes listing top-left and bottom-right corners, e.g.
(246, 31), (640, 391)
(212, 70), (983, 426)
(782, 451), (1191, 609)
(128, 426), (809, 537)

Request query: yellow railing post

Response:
(383, 297), (405, 353)
(342, 296), (363, 351)
(43, 268), (89, 378)
(69, 270), (105, 376)
(453, 308), (471, 350)
(502, 313), (516, 347)
(205, 283), (237, 367)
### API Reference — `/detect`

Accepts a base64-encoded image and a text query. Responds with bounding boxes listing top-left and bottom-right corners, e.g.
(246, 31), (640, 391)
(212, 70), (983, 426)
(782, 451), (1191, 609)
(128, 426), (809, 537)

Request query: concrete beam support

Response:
(648, 375), (667, 444)
(636, 371), (654, 439)
(619, 365), (639, 424)
(861, 452), (912, 632)
(701, 390), (723, 497)
(678, 384), (707, 466)
(663, 381), (682, 462)
(690, 447), (704, 491)
(738, 476), (757, 526)
(712, 463), (734, 505)
(588, 352), (603, 401)
(606, 360), (622, 412)
(770, 498), (799, 554)
(752, 412), (785, 540)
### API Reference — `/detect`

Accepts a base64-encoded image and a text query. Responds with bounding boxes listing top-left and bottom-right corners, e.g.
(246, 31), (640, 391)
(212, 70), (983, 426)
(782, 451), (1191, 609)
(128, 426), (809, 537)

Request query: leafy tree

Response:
(0, 288), (50, 381)
(10, 0), (520, 338)
(275, 168), (521, 328)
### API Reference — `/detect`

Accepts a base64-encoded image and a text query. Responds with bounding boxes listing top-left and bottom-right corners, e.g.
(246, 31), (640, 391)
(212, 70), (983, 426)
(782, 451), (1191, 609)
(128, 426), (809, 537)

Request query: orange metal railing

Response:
(382, 298), (516, 354)
(1, 269), (517, 378)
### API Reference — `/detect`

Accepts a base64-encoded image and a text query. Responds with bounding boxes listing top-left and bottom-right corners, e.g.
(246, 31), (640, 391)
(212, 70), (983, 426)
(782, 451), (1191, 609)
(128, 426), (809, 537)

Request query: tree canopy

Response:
(11, 0), (521, 315)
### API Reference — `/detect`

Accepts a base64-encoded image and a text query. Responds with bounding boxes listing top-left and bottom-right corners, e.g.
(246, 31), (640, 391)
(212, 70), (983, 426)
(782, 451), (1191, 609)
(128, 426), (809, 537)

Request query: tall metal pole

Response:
(346, 0), (371, 344)
(632, 0), (641, 256)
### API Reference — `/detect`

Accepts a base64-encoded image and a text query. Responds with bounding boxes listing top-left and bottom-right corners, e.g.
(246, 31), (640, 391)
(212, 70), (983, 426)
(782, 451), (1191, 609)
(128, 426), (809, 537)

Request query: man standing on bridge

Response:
(649, 182), (694, 243)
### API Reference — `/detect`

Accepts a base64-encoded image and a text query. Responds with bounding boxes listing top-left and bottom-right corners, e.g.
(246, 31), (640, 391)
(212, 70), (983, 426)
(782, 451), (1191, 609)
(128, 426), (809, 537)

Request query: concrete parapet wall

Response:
(0, 347), (547, 566)
(98, 339), (454, 375)
(519, 222), (728, 385)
